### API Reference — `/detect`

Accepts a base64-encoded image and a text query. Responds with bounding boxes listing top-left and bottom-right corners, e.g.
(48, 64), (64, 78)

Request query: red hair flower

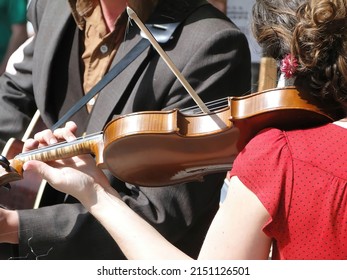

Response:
(280, 54), (298, 79)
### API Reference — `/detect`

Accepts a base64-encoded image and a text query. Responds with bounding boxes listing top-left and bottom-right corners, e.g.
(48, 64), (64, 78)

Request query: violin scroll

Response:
(0, 155), (22, 189)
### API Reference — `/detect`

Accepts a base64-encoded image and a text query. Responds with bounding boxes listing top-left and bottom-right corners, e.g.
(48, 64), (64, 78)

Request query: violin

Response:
(0, 86), (339, 188)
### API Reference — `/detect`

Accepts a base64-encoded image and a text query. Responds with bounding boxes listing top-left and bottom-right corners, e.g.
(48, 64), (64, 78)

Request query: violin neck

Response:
(13, 132), (103, 166)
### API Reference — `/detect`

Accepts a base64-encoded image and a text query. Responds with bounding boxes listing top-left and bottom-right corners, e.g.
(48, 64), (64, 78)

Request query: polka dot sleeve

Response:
(229, 128), (293, 234)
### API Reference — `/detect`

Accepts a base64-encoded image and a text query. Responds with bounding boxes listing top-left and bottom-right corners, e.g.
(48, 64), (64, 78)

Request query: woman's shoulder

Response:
(284, 123), (345, 154)
(249, 123), (344, 151)
(233, 127), (290, 171)
(247, 127), (287, 149)
(286, 123), (347, 176)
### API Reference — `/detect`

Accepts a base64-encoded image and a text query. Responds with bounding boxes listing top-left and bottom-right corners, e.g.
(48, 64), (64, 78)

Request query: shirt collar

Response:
(68, 0), (159, 30)
(68, 0), (96, 30)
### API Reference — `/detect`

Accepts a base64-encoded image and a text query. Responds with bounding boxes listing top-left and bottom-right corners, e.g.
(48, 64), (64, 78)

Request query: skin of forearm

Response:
(0, 209), (19, 244)
(0, 24), (28, 74)
(87, 186), (193, 260)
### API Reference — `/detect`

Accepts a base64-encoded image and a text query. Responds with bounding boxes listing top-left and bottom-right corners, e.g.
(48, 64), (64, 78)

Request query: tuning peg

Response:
(0, 155), (10, 170)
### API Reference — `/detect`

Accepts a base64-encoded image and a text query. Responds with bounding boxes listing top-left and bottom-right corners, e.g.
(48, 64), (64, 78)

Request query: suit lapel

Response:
(34, 1), (83, 126)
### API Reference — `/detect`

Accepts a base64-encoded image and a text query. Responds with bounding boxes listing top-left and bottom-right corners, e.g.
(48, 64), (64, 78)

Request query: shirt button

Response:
(100, 44), (108, 54)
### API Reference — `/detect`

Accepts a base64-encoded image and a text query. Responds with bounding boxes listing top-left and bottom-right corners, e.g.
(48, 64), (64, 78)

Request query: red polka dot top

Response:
(229, 124), (347, 260)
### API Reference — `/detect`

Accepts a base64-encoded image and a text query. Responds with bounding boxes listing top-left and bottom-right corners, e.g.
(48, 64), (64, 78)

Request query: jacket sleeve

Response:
(0, 0), (46, 150)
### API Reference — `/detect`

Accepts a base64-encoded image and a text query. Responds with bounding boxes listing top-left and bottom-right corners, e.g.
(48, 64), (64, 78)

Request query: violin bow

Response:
(126, 7), (211, 115)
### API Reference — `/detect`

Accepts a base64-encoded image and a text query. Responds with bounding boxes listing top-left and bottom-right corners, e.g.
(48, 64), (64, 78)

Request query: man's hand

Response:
(22, 121), (114, 207)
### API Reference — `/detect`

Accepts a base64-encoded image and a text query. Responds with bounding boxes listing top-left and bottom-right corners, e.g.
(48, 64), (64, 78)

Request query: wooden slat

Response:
(257, 57), (278, 91)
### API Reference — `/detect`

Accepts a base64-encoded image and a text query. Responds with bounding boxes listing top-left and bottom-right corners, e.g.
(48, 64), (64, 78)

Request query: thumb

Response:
(23, 160), (58, 183)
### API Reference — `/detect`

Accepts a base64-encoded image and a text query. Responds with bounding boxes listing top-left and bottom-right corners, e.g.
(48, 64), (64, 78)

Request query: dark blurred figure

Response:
(0, 0), (28, 74)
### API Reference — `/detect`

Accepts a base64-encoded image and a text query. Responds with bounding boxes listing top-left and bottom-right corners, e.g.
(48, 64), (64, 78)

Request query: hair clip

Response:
(280, 54), (298, 79)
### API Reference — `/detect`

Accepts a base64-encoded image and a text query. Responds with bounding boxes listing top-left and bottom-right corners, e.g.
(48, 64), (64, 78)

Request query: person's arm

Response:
(21, 122), (271, 260)
(22, 155), (272, 260)
(21, 122), (192, 259)
(0, 0), (40, 151)
(0, 23), (28, 75)
(0, 208), (19, 244)
(88, 176), (272, 260)
(84, 185), (192, 259)
(23, 158), (191, 259)
(198, 176), (272, 259)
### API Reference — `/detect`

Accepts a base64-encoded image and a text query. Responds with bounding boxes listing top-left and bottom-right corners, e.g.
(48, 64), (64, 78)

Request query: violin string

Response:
(181, 98), (228, 113)
(185, 97), (228, 110)
(183, 103), (227, 114)
(181, 97), (229, 114)
(188, 103), (229, 114)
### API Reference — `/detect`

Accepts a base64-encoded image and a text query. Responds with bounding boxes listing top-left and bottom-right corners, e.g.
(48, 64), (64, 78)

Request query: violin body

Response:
(102, 107), (239, 186)
(101, 87), (338, 186)
(0, 87), (340, 189)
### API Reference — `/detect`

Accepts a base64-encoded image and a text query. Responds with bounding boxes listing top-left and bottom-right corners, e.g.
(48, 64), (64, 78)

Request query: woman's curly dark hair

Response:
(252, 0), (347, 104)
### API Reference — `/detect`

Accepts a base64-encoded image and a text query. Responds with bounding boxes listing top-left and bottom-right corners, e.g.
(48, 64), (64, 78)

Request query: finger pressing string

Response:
(52, 121), (78, 142)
